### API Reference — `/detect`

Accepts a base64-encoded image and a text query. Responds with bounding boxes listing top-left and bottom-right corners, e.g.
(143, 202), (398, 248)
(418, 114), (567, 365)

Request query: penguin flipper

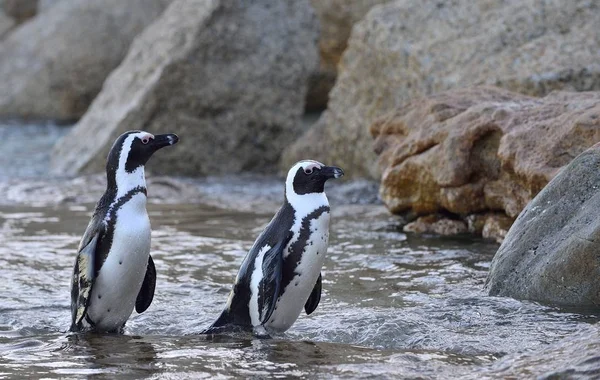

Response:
(70, 233), (100, 330)
(258, 231), (293, 325)
(135, 255), (156, 314)
(304, 273), (322, 316)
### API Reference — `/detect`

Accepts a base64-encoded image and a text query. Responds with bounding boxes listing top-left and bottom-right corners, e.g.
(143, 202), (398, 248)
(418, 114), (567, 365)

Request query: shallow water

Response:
(0, 202), (598, 379)
(0, 122), (70, 180)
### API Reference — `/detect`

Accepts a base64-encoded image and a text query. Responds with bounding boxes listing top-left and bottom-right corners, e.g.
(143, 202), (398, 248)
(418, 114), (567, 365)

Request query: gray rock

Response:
(0, 6), (14, 40)
(38, 0), (62, 13)
(284, 0), (600, 179)
(3, 0), (37, 23)
(306, 0), (391, 110)
(51, 0), (319, 176)
(0, 0), (169, 120)
(485, 144), (600, 307)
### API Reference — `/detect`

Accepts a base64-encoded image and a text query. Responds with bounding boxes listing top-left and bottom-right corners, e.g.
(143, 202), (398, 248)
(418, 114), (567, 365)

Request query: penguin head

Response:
(285, 160), (344, 196)
(106, 130), (179, 192)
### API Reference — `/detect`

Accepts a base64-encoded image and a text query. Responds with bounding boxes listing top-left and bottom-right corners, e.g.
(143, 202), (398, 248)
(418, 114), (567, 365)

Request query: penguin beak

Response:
(321, 166), (344, 179)
(150, 133), (179, 151)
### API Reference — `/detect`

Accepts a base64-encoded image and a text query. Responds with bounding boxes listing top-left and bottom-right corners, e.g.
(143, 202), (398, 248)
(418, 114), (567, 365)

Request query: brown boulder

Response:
(371, 86), (600, 223)
(285, 0), (600, 178)
(466, 213), (513, 243)
(403, 215), (467, 236)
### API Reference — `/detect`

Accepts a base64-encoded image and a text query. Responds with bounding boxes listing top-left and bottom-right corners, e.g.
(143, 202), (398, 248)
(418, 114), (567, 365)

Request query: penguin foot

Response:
(252, 325), (271, 339)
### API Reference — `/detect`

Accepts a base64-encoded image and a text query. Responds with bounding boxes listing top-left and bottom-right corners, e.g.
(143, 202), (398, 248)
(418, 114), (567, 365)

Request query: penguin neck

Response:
(285, 189), (329, 218)
(107, 164), (147, 200)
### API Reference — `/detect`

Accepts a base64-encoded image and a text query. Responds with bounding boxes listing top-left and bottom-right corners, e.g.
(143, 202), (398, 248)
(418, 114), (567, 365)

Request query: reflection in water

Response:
(56, 334), (159, 377)
(0, 203), (598, 378)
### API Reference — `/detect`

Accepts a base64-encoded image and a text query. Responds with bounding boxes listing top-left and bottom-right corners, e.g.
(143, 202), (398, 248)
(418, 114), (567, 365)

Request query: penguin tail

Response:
(200, 310), (232, 335)
(200, 310), (254, 335)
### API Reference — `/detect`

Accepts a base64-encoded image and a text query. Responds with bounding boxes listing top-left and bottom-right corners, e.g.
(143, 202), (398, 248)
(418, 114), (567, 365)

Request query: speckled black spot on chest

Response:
(280, 205), (330, 291)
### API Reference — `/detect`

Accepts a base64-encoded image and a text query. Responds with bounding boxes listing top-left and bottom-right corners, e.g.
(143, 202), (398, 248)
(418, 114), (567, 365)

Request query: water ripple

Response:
(0, 203), (597, 378)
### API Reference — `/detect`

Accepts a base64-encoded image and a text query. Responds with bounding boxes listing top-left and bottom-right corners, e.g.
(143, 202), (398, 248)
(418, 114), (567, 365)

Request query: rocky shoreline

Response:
(0, 174), (381, 213)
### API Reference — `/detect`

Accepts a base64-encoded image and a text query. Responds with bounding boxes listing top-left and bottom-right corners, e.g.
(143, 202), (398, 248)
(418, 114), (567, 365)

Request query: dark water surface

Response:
(0, 202), (598, 379)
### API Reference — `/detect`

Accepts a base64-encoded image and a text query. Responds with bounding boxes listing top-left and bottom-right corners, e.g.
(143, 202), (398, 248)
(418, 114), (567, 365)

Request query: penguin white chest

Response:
(88, 193), (151, 330)
(266, 211), (330, 332)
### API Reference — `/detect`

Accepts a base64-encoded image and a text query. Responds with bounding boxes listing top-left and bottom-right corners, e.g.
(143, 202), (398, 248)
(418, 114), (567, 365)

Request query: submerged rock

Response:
(403, 215), (467, 236)
(466, 213), (512, 243)
(51, 0), (318, 176)
(284, 0), (600, 178)
(0, 0), (169, 120)
(485, 144), (600, 307)
(371, 87), (600, 226)
(306, 0), (390, 110)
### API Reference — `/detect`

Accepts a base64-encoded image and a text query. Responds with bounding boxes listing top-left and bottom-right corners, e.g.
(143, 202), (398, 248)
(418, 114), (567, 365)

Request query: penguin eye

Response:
(141, 137), (150, 145)
(304, 168), (313, 175)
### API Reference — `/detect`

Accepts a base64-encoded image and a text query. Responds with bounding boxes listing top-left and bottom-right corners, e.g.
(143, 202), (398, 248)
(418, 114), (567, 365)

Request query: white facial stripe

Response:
(303, 162), (322, 173)
(114, 131), (151, 198)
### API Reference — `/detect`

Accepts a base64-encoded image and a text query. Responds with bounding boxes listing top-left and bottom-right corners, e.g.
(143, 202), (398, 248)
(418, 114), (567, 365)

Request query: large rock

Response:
(3, 0), (37, 23)
(0, 7), (14, 40)
(306, 0), (390, 110)
(0, 0), (169, 120)
(370, 86), (600, 223)
(284, 0), (600, 178)
(485, 144), (600, 307)
(51, 0), (318, 176)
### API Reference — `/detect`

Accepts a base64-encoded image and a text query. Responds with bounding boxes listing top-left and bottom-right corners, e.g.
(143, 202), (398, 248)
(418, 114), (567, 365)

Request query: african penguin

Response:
(69, 130), (179, 333)
(204, 160), (344, 335)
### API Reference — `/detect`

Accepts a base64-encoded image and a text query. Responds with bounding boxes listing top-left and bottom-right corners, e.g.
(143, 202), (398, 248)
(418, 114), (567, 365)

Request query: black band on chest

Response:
(280, 205), (330, 292)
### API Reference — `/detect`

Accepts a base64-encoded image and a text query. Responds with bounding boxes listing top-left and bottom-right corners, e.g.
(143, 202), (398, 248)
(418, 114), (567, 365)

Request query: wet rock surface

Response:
(285, 0), (600, 178)
(370, 87), (600, 225)
(51, 0), (318, 176)
(466, 213), (513, 244)
(0, 0), (169, 121)
(485, 145), (600, 307)
(403, 215), (467, 236)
